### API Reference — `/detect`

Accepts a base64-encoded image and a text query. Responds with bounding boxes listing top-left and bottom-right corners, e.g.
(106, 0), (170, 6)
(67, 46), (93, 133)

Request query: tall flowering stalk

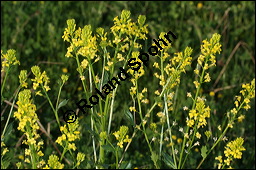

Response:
(13, 89), (45, 169)
(62, 9), (148, 166)
(1, 49), (20, 98)
(215, 137), (246, 169)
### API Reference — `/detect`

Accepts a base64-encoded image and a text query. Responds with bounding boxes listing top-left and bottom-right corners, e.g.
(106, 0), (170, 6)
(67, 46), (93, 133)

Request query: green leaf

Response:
(151, 151), (159, 168)
(201, 146), (208, 159)
(3, 122), (13, 139)
(124, 110), (134, 126)
(57, 99), (69, 110)
(102, 71), (109, 86)
(119, 161), (132, 169)
(84, 124), (99, 141)
(102, 144), (115, 153)
(162, 152), (177, 169)
(154, 96), (162, 103)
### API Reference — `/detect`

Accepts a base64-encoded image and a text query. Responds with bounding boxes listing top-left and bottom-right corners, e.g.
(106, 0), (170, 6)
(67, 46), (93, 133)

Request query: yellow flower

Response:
(1, 49), (20, 72)
(68, 143), (77, 151)
(218, 93), (223, 98)
(61, 74), (69, 83)
(177, 138), (182, 144)
(56, 121), (80, 151)
(113, 126), (131, 148)
(197, 3), (203, 9)
(18, 154), (24, 160)
(19, 70), (28, 88)
(196, 132), (201, 139)
(186, 119), (194, 127)
(77, 86), (82, 91)
(31, 66), (51, 94)
(76, 152), (85, 166)
(209, 91), (215, 97)
(187, 92), (192, 98)
(193, 81), (200, 89)
(129, 106), (136, 112)
(81, 59), (89, 69)
(62, 68), (68, 73)
(46, 155), (64, 169)
(80, 76), (85, 80)
(155, 90), (160, 95)
(204, 73), (211, 82)
(224, 137), (245, 159)
(171, 135), (177, 140)
(237, 115), (245, 122)
(141, 98), (149, 104)
(194, 69), (199, 75)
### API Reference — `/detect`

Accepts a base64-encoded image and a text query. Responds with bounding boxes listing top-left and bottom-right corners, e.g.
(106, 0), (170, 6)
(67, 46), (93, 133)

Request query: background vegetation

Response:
(1, 1), (255, 169)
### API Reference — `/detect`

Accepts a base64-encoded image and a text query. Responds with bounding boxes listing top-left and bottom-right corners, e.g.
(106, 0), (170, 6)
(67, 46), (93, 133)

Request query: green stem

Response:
(196, 99), (247, 169)
(60, 142), (68, 162)
(55, 83), (64, 112)
(178, 58), (208, 169)
(107, 36), (137, 134)
(164, 94), (178, 168)
(2, 87), (20, 138)
(75, 53), (98, 163)
(1, 67), (10, 100)
(41, 84), (60, 127)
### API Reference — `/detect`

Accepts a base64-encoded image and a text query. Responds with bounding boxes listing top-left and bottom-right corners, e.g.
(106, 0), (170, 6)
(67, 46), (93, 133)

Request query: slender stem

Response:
(74, 53), (97, 163)
(60, 142), (68, 162)
(159, 125), (164, 155)
(107, 36), (137, 134)
(196, 98), (248, 169)
(2, 87), (20, 138)
(1, 67), (10, 99)
(178, 57), (208, 168)
(41, 84), (60, 127)
(196, 125), (229, 169)
(164, 94), (177, 168)
(56, 83), (64, 112)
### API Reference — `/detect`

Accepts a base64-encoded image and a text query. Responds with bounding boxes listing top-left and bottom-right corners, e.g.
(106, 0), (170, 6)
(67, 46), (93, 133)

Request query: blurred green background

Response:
(1, 1), (255, 169)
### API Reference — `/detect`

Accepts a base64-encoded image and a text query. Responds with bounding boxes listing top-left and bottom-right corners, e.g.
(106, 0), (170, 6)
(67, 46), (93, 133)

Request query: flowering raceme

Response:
(1, 49), (20, 72)
(56, 120), (81, 151)
(215, 137), (246, 169)
(113, 126), (131, 148)
(31, 66), (51, 96)
(186, 97), (210, 128)
(13, 89), (45, 168)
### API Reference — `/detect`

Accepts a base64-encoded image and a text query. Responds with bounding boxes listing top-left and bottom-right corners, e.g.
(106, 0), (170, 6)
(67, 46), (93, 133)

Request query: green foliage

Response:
(1, 1), (255, 169)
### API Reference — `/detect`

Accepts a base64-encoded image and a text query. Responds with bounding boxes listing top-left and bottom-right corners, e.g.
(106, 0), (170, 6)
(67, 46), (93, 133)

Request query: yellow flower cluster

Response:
(44, 155), (64, 169)
(14, 89), (39, 133)
(127, 51), (145, 81)
(111, 10), (148, 41)
(1, 49), (20, 72)
(237, 78), (255, 110)
(56, 120), (80, 151)
(13, 89), (45, 168)
(216, 137), (245, 168)
(31, 65), (51, 96)
(198, 33), (221, 68)
(1, 141), (9, 157)
(227, 79), (255, 124)
(154, 45), (192, 92)
(194, 33), (222, 87)
(19, 70), (28, 88)
(113, 126), (131, 148)
(76, 152), (86, 167)
(128, 52), (146, 101)
(186, 97), (211, 128)
(62, 19), (97, 60)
